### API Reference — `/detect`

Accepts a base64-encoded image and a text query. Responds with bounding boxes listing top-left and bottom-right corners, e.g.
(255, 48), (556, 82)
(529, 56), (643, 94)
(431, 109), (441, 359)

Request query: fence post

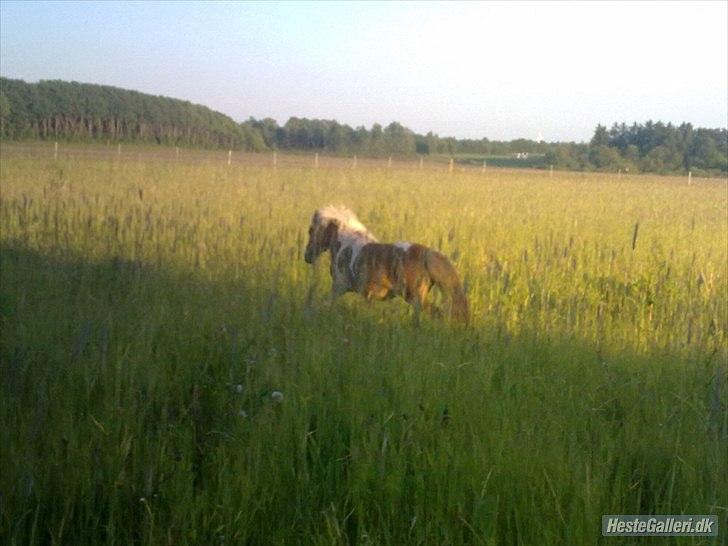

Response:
(482, 159), (486, 173)
(227, 150), (232, 166)
(352, 155), (357, 169)
(388, 156), (392, 169)
(273, 151), (277, 170)
(549, 165), (553, 178)
(419, 156), (424, 170)
(688, 171), (692, 185)
(449, 158), (454, 173)
(54, 141), (58, 161)
(314, 152), (319, 169)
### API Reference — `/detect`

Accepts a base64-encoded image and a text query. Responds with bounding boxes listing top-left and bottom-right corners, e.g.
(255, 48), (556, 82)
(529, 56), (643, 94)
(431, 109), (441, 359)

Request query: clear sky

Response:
(1, 1), (726, 142)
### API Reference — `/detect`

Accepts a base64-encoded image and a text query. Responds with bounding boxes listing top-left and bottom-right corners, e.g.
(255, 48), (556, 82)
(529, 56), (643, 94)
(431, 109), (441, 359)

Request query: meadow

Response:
(1, 144), (726, 545)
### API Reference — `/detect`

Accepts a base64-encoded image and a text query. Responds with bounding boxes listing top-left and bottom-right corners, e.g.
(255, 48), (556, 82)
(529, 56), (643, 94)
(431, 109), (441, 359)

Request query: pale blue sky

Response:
(1, 1), (726, 141)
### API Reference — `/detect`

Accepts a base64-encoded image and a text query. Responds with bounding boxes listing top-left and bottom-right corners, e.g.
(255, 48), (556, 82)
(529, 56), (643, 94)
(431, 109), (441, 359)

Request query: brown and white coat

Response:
(304, 206), (469, 322)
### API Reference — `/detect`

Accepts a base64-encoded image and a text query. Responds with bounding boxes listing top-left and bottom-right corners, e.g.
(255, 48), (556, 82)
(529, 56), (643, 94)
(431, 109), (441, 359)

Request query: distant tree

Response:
(243, 117), (279, 149)
(425, 131), (441, 155)
(240, 124), (268, 151)
(590, 124), (609, 147)
(326, 122), (347, 153)
(0, 90), (10, 137)
(369, 123), (384, 156)
(414, 134), (429, 155)
(352, 125), (369, 151)
(383, 122), (415, 155)
(689, 129), (727, 172)
(589, 145), (622, 170)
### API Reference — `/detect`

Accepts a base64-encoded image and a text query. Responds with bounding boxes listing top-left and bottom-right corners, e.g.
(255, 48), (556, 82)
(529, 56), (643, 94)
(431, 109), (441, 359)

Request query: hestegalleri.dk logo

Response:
(602, 515), (718, 537)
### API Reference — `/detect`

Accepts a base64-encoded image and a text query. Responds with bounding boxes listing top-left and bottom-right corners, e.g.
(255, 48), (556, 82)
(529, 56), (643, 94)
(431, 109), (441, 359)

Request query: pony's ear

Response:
(321, 220), (338, 248)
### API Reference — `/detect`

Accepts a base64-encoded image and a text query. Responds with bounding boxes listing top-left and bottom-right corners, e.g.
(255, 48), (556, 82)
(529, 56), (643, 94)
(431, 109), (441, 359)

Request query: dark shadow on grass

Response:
(1, 242), (726, 546)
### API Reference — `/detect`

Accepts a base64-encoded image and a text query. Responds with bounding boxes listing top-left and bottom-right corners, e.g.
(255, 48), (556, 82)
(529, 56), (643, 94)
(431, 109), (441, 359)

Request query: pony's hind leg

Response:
(364, 282), (392, 301)
(406, 279), (432, 315)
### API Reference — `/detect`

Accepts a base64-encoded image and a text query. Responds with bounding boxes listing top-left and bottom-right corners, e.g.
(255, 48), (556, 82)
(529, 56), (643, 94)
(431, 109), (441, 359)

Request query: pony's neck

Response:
(329, 226), (377, 262)
(335, 225), (377, 250)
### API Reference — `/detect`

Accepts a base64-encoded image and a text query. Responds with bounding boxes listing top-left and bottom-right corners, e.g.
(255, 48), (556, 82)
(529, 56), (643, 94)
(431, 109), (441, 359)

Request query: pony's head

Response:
(304, 206), (372, 263)
(304, 210), (338, 263)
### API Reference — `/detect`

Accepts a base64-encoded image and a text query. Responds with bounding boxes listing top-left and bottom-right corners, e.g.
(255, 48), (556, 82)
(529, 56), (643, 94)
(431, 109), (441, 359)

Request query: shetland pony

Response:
(304, 205), (469, 322)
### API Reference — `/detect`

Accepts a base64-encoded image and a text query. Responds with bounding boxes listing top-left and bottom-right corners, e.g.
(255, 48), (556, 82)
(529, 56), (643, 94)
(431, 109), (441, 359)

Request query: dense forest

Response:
(1, 78), (726, 175)
(0, 78), (251, 148)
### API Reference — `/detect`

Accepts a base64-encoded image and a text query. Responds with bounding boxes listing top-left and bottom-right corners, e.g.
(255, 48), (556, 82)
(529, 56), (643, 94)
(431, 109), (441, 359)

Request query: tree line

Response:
(241, 116), (555, 158)
(0, 78), (249, 149)
(545, 122), (726, 175)
(1, 78), (725, 175)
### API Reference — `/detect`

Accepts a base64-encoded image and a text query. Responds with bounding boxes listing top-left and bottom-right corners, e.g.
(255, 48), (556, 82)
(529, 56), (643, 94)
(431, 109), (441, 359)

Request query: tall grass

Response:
(1, 146), (726, 545)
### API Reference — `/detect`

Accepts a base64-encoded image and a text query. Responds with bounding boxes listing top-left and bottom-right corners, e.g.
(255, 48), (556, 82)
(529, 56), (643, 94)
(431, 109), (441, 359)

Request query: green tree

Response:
(0, 90), (10, 137)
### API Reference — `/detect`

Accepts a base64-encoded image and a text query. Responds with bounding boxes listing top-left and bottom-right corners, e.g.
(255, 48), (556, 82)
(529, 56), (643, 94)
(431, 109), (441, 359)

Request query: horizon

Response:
(1, 1), (726, 142)
(4, 74), (726, 146)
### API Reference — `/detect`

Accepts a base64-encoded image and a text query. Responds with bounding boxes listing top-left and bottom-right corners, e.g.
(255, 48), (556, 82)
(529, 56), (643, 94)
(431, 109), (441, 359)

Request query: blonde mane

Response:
(316, 205), (376, 239)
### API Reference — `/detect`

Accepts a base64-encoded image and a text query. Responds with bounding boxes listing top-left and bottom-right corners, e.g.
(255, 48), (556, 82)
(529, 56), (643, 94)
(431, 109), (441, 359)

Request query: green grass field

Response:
(1, 145), (726, 545)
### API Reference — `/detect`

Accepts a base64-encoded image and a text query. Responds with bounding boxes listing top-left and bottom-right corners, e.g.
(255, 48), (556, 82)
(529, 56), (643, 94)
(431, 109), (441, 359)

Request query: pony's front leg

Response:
(320, 285), (344, 310)
(329, 271), (350, 303)
(331, 283), (347, 299)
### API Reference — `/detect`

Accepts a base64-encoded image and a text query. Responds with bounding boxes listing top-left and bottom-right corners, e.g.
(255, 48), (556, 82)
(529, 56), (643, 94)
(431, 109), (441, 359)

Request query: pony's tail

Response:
(425, 250), (470, 323)
(450, 285), (470, 324)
